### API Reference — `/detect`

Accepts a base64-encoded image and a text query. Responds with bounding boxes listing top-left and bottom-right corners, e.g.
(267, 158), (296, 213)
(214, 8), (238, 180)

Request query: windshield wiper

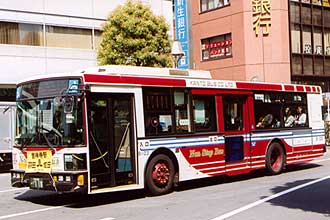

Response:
(40, 131), (55, 151)
(34, 125), (55, 150)
(18, 136), (33, 150)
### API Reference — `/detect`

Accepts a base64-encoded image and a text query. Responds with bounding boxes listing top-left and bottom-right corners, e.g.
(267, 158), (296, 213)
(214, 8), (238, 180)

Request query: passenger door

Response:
(87, 93), (135, 190)
(221, 95), (252, 174)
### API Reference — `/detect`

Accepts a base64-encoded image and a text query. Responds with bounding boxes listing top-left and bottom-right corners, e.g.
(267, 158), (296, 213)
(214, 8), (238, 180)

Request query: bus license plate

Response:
(30, 177), (44, 189)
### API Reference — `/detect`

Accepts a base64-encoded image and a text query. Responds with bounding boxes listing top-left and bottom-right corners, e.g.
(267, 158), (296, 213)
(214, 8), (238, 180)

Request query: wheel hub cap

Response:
(152, 163), (170, 186)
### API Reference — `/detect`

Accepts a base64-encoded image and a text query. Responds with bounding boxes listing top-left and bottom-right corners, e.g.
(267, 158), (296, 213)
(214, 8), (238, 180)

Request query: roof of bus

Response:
(16, 65), (211, 84)
(17, 65), (322, 94)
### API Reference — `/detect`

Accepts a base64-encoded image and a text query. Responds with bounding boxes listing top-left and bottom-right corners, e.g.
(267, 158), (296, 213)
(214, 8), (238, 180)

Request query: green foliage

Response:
(97, 0), (173, 67)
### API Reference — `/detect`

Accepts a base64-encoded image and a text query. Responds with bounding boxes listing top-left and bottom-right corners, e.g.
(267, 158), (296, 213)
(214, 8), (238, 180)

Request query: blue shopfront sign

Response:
(175, 0), (189, 69)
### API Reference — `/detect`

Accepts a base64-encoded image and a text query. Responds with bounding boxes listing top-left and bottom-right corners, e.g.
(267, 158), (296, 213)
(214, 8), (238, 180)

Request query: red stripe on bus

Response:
(284, 85), (295, 91)
(296, 85), (304, 92)
(236, 82), (282, 91)
(84, 74), (186, 87)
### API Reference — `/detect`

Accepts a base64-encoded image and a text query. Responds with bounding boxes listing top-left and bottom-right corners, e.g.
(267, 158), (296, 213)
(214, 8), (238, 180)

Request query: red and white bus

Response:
(11, 65), (325, 195)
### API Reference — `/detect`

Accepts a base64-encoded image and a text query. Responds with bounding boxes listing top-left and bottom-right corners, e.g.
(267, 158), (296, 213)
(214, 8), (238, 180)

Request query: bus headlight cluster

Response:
(12, 173), (23, 180)
(64, 154), (86, 171)
(53, 175), (71, 182)
(52, 175), (84, 186)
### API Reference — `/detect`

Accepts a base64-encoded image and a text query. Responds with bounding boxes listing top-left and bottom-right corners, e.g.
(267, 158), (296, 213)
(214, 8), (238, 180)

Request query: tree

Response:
(97, 0), (173, 67)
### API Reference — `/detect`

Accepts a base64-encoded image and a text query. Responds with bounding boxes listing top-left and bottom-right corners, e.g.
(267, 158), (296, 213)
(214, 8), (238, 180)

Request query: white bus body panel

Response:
(307, 93), (325, 146)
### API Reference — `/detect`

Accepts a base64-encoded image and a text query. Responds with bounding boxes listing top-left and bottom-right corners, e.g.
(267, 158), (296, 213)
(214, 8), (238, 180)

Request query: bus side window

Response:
(223, 96), (243, 131)
(174, 90), (190, 133)
(143, 88), (173, 136)
(192, 95), (217, 132)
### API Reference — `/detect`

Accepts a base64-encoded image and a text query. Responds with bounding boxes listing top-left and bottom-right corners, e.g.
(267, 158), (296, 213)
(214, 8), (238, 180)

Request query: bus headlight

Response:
(64, 154), (86, 171)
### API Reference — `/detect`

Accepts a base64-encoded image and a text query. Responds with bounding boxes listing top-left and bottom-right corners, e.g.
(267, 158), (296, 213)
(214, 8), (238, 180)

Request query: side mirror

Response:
(64, 96), (74, 113)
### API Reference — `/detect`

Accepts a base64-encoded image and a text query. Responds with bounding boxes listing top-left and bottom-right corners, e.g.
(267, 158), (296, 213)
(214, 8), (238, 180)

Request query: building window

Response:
(325, 9), (330, 27)
(292, 55), (302, 75)
(0, 22), (43, 46)
(314, 57), (323, 75)
(302, 26), (312, 54)
(94, 30), (103, 49)
(291, 24), (301, 53)
(313, 7), (322, 25)
(0, 21), (102, 50)
(325, 29), (330, 55)
(303, 56), (313, 75)
(200, 0), (230, 13)
(290, 2), (330, 78)
(0, 88), (16, 101)
(46, 26), (92, 49)
(325, 58), (330, 74)
(201, 33), (232, 61)
(301, 6), (311, 24)
(314, 27), (322, 55)
(290, 2), (300, 23)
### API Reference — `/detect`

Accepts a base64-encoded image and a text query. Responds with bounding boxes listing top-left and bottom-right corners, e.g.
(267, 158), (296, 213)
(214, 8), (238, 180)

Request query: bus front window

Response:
(16, 96), (85, 147)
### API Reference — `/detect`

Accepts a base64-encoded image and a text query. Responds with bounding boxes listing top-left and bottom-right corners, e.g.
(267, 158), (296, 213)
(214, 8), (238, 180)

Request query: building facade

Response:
(0, 0), (173, 101)
(190, 0), (330, 92)
(191, 0), (291, 83)
(289, 0), (330, 92)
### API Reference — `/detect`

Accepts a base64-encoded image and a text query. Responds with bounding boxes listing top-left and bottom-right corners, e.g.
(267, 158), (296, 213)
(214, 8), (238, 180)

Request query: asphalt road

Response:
(1, 153), (330, 220)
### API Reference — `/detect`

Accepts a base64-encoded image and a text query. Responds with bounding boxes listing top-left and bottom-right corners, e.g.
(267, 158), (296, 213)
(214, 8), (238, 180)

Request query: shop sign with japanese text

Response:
(175, 0), (190, 69)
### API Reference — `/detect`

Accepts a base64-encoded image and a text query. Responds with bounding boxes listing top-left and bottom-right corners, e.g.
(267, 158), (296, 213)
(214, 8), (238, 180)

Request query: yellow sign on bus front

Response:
(26, 150), (52, 173)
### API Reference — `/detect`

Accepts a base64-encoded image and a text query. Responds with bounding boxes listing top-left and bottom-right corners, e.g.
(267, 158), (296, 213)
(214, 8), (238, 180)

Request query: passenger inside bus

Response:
(284, 107), (295, 127)
(295, 106), (307, 126)
(256, 113), (273, 128)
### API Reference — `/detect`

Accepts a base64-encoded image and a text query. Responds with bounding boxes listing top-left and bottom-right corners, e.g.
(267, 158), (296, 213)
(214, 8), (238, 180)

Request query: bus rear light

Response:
(77, 175), (84, 186)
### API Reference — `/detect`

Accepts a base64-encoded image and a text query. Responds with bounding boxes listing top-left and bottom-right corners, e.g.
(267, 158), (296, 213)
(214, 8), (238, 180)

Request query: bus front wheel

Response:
(145, 154), (175, 196)
(266, 142), (285, 175)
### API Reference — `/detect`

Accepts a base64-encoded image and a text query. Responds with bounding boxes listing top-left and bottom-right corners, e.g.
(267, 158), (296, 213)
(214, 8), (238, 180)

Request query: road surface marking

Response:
(210, 175), (330, 220)
(0, 188), (27, 194)
(311, 157), (330, 163)
(0, 206), (66, 220)
(98, 218), (116, 220)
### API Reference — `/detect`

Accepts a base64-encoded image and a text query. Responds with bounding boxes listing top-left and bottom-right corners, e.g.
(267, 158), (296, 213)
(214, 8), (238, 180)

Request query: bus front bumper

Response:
(11, 170), (88, 193)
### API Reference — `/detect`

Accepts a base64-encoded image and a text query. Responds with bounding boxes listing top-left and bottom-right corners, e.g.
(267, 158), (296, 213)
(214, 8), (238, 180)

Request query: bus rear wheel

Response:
(145, 154), (175, 196)
(266, 142), (285, 175)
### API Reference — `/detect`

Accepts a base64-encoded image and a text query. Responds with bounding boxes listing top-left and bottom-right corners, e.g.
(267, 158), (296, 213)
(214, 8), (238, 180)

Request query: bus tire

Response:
(266, 142), (285, 175)
(145, 154), (175, 196)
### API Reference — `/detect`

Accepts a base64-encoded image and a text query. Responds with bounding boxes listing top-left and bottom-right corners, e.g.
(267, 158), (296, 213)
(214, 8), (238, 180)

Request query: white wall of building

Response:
(0, 0), (173, 84)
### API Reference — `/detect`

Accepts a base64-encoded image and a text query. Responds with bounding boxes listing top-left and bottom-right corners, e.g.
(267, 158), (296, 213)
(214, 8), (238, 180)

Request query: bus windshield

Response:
(15, 79), (85, 147)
